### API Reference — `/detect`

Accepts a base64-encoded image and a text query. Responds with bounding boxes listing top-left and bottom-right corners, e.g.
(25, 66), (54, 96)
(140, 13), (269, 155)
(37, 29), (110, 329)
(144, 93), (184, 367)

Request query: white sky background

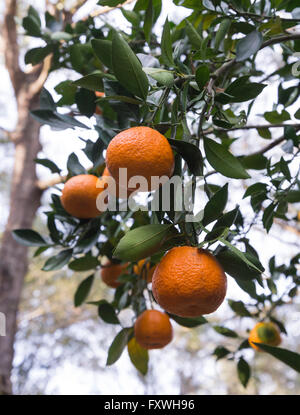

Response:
(0, 0), (300, 394)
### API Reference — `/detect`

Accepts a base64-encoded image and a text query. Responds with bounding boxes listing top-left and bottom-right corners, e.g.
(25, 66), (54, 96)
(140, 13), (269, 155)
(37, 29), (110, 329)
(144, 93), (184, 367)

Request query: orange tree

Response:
(13, 0), (300, 387)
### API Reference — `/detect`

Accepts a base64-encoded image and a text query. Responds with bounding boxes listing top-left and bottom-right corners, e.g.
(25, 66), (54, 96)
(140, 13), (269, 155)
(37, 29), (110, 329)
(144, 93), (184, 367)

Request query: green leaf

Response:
(69, 256), (100, 271)
(35, 158), (61, 174)
(225, 77), (266, 103)
(42, 249), (73, 271)
(254, 344), (300, 373)
(91, 39), (113, 70)
(75, 88), (96, 117)
(243, 183), (268, 199)
(114, 224), (175, 262)
(286, 191), (300, 203)
(22, 16), (41, 37)
(12, 229), (48, 247)
(257, 127), (271, 139)
(204, 137), (250, 179)
(73, 73), (108, 91)
(214, 18), (231, 51)
(240, 154), (268, 170)
(236, 30), (263, 61)
(213, 325), (238, 338)
(98, 0), (127, 5)
(195, 65), (210, 90)
(74, 274), (94, 307)
(98, 300), (120, 324)
(31, 110), (88, 130)
(168, 138), (203, 176)
(25, 45), (53, 65)
(121, 9), (140, 27)
(112, 31), (149, 100)
(213, 346), (230, 360)
(167, 313), (207, 328)
(228, 300), (251, 317)
(264, 110), (290, 124)
(128, 337), (149, 375)
(237, 357), (251, 387)
(143, 67), (174, 87)
(67, 153), (86, 176)
(161, 18), (175, 66)
(216, 249), (261, 281)
(185, 19), (202, 49)
(262, 202), (276, 232)
(51, 31), (73, 41)
(143, 0), (154, 44)
(203, 183), (228, 226)
(55, 80), (77, 106)
(106, 327), (133, 366)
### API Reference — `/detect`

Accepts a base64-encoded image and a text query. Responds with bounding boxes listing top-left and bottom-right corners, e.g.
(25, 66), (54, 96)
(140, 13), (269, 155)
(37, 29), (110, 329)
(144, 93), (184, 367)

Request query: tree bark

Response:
(0, 0), (46, 394)
(0, 91), (42, 394)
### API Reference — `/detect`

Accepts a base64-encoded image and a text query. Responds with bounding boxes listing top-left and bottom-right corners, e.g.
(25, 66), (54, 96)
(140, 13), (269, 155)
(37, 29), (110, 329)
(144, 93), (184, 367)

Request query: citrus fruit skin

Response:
(106, 126), (174, 192)
(102, 167), (134, 199)
(152, 247), (227, 317)
(101, 261), (128, 288)
(248, 322), (281, 351)
(133, 259), (157, 283)
(61, 174), (103, 219)
(134, 310), (173, 349)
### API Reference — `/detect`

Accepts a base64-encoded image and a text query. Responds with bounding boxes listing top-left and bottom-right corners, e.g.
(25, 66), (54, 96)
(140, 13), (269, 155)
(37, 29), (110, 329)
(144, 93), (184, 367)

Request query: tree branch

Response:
(28, 54), (53, 98)
(90, 0), (135, 18)
(204, 123), (300, 134)
(3, 0), (24, 93)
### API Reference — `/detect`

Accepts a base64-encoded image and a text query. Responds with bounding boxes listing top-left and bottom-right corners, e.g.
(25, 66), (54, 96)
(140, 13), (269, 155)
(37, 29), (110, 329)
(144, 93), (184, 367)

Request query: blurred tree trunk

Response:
(0, 0), (46, 395)
(0, 0), (91, 395)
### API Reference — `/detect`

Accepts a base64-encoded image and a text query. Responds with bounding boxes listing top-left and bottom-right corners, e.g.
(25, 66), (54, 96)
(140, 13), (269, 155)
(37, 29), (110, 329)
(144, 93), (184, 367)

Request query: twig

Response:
(203, 123), (300, 134)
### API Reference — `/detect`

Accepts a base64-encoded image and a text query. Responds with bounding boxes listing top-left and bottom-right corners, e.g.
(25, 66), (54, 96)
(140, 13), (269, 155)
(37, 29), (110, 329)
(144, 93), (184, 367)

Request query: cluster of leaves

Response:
(14, 0), (300, 384)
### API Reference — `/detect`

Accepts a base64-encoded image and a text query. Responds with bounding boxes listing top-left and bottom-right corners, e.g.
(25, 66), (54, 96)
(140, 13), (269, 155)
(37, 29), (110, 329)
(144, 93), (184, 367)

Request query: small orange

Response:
(133, 259), (157, 283)
(101, 261), (128, 288)
(134, 310), (173, 349)
(248, 322), (281, 351)
(61, 174), (104, 219)
(152, 247), (227, 317)
(106, 126), (174, 192)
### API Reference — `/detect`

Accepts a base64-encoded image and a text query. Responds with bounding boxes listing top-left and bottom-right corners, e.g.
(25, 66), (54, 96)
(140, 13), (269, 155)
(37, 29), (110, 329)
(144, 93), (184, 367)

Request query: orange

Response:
(101, 167), (134, 199)
(152, 247), (227, 317)
(133, 259), (157, 283)
(248, 322), (281, 351)
(95, 91), (105, 115)
(101, 261), (128, 288)
(106, 126), (174, 192)
(134, 310), (173, 349)
(61, 174), (104, 219)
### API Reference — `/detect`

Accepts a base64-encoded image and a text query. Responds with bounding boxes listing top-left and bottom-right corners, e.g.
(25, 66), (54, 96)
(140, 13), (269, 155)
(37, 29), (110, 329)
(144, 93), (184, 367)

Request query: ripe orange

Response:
(133, 259), (157, 283)
(134, 310), (173, 349)
(106, 126), (174, 192)
(248, 322), (281, 351)
(152, 247), (227, 317)
(95, 91), (105, 115)
(61, 174), (104, 219)
(101, 261), (128, 288)
(101, 167), (134, 199)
